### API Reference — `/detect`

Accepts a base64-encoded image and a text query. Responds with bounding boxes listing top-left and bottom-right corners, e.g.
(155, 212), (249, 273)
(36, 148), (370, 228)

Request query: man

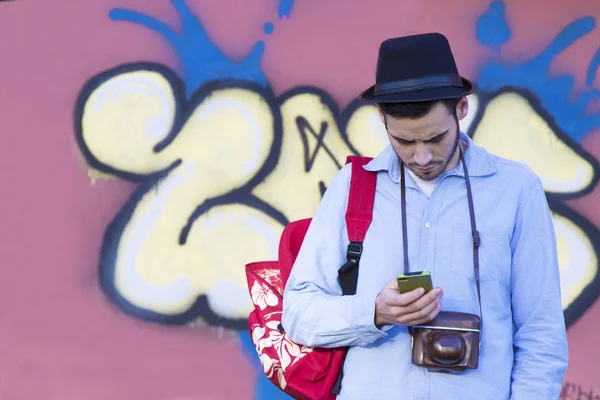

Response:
(281, 33), (568, 399)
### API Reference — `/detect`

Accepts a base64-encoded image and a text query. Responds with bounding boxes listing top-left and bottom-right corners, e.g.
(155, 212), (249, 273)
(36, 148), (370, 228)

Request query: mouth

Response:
(414, 165), (438, 174)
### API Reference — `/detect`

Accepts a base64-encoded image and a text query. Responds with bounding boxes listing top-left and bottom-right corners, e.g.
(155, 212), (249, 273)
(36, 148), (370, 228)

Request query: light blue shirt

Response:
(282, 132), (568, 399)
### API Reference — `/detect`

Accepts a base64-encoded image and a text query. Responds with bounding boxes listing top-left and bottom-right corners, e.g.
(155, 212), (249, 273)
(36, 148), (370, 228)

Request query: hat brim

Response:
(358, 77), (475, 103)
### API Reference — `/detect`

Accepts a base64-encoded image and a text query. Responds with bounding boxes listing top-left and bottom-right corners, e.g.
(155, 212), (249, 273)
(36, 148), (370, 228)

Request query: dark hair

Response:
(379, 98), (459, 120)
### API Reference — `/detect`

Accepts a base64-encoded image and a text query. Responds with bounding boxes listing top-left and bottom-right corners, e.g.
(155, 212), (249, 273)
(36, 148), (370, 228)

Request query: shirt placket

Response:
(415, 180), (445, 400)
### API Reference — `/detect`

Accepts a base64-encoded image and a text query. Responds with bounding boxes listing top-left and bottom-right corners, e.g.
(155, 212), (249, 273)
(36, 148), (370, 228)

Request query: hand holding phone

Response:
(374, 271), (442, 327)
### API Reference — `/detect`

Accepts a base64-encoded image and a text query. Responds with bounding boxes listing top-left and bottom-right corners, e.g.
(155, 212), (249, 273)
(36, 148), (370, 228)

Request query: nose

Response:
(413, 144), (433, 166)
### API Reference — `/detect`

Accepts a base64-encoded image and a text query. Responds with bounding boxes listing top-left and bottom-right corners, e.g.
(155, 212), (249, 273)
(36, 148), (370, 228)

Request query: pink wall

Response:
(1, 0), (599, 398)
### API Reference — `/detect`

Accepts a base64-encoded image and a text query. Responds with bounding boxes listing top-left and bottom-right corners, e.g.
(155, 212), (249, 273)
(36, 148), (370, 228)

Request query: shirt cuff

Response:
(351, 290), (390, 345)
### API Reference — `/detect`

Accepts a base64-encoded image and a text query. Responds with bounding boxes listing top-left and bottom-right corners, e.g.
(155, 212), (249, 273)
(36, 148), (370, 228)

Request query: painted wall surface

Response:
(1, 0), (600, 398)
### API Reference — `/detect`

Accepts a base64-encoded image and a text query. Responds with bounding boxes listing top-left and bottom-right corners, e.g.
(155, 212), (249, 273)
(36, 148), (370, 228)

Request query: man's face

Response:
(380, 98), (469, 181)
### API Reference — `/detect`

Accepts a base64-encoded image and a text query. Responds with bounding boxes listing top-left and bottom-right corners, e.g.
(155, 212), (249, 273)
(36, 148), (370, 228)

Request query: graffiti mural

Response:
(76, 0), (600, 329)
(68, 0), (600, 397)
(75, 63), (387, 327)
(76, 63), (600, 329)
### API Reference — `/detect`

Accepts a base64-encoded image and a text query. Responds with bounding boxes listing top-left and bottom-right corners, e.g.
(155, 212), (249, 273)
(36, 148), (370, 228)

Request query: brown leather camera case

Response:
(411, 311), (480, 373)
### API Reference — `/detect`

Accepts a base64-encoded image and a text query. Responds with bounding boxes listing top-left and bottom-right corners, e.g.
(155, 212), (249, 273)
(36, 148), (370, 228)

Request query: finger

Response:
(400, 295), (441, 324)
(401, 297), (442, 326)
(394, 287), (427, 306)
(404, 287), (443, 312)
(410, 301), (442, 326)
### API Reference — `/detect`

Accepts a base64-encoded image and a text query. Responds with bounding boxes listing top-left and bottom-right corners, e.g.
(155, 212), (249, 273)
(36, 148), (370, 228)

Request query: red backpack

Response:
(245, 156), (377, 400)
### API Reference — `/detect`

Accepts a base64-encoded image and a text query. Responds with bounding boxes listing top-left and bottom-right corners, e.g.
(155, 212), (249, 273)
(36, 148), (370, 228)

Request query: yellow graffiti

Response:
(79, 67), (597, 323)
(552, 212), (597, 309)
(82, 70), (178, 174)
(253, 93), (386, 222)
(345, 104), (389, 157)
(80, 69), (385, 320)
(253, 93), (353, 221)
(470, 92), (598, 309)
(82, 71), (279, 318)
(471, 92), (595, 194)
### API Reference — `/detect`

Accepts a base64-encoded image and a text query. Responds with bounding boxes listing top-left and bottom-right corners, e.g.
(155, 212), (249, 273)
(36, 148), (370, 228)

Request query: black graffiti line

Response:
(560, 382), (600, 400)
(319, 181), (327, 197)
(179, 190), (289, 245)
(296, 116), (342, 172)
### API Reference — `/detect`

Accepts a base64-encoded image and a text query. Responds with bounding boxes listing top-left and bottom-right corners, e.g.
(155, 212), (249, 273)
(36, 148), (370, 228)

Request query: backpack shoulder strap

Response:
(332, 155), (376, 396)
(337, 155), (376, 296)
(345, 155), (376, 245)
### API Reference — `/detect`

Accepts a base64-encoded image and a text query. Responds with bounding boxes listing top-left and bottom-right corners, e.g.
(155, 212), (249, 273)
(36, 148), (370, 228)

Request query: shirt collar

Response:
(363, 131), (497, 183)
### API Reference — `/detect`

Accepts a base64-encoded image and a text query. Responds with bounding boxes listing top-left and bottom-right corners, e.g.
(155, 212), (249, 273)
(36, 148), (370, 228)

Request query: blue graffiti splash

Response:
(265, 0), (295, 36)
(109, 0), (267, 97)
(476, 0), (511, 54)
(264, 22), (275, 35)
(586, 48), (600, 87)
(477, 10), (600, 142)
(278, 0), (295, 19)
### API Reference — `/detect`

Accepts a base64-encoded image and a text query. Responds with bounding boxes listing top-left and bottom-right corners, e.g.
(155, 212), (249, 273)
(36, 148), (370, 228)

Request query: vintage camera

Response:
(411, 311), (481, 374)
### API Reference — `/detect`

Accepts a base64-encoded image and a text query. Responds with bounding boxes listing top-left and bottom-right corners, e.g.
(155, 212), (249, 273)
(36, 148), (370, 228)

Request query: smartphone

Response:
(397, 270), (433, 294)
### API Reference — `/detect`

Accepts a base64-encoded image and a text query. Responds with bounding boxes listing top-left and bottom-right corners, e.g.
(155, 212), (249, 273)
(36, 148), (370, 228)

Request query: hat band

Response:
(373, 74), (463, 96)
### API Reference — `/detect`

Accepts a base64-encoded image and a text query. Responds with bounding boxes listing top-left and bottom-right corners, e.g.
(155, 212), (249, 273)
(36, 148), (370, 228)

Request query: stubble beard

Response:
(414, 121), (461, 181)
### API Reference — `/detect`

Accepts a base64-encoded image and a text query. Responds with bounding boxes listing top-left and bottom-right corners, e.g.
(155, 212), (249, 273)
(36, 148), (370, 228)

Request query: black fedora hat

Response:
(359, 33), (474, 103)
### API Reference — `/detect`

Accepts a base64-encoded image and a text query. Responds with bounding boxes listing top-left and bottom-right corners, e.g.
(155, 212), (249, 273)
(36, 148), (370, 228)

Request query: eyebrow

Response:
(392, 130), (449, 144)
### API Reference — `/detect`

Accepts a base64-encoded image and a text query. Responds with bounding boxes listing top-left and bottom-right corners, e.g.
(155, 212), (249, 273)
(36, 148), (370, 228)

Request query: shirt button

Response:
(425, 222), (431, 229)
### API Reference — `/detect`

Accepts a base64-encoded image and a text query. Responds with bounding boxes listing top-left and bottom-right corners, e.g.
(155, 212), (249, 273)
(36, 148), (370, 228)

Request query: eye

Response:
(395, 137), (414, 145)
(426, 134), (446, 144)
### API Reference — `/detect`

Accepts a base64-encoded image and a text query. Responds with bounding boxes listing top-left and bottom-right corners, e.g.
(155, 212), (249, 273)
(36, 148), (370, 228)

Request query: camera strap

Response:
(400, 148), (482, 332)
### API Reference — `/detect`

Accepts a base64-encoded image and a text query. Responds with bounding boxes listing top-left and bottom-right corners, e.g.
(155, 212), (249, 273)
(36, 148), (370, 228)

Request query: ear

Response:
(377, 105), (386, 126)
(456, 97), (469, 121)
